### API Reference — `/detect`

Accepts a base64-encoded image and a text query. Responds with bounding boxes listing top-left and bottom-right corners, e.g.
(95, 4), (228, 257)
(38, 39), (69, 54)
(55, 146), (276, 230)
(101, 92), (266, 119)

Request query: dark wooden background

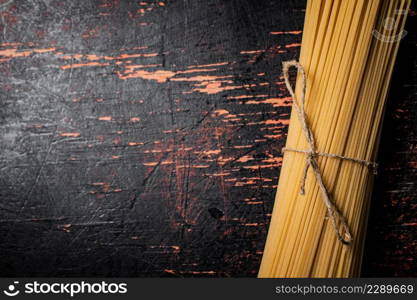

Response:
(0, 0), (415, 277)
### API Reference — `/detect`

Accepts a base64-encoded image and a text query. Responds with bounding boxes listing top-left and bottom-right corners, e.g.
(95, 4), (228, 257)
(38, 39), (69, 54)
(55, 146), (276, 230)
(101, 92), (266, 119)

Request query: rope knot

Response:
(282, 60), (378, 245)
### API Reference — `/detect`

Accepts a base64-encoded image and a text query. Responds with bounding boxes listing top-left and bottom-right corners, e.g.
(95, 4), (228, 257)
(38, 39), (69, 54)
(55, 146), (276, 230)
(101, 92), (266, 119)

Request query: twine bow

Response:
(282, 60), (378, 245)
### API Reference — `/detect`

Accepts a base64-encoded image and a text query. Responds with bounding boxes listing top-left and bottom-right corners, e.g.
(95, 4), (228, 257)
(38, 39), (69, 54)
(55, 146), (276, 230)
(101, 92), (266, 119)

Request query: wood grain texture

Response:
(0, 0), (415, 277)
(0, 0), (305, 277)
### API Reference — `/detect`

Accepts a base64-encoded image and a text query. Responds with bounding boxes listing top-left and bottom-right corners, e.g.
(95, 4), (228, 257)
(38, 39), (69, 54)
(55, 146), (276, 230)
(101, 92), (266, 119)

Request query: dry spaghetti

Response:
(259, 0), (411, 278)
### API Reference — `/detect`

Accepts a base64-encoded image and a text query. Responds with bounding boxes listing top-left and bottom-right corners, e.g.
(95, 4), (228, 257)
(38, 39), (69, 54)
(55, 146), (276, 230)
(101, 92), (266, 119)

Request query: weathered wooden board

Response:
(0, 0), (415, 277)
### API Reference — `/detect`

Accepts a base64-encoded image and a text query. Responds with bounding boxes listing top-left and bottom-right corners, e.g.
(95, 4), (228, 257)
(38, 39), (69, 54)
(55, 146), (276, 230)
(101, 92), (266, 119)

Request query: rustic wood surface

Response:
(0, 0), (415, 277)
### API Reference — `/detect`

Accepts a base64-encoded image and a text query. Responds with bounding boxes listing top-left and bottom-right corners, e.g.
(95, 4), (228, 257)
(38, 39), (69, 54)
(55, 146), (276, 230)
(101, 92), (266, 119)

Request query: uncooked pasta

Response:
(259, 0), (411, 278)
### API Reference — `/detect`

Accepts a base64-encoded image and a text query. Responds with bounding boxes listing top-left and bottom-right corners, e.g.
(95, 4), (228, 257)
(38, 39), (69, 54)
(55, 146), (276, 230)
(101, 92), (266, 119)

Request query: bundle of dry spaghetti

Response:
(259, 0), (411, 277)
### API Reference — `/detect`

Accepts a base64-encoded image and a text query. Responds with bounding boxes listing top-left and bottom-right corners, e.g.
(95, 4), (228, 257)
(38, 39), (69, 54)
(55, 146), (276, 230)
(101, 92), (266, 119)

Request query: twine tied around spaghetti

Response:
(281, 60), (378, 245)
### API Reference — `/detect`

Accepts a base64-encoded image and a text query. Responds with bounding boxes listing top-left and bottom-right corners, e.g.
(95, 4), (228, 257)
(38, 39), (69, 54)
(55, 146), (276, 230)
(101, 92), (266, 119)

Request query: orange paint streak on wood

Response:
(33, 47), (56, 53)
(0, 48), (32, 58)
(128, 142), (144, 146)
(263, 119), (287, 125)
(191, 81), (241, 95)
(170, 75), (233, 82)
(60, 132), (81, 137)
(270, 30), (302, 35)
(116, 52), (158, 59)
(285, 43), (301, 48)
(244, 223), (261, 227)
(240, 50), (264, 54)
(118, 69), (176, 82)
(207, 172), (230, 177)
(0, 42), (23, 47)
(124, 64), (162, 70)
(263, 134), (282, 139)
(214, 109), (229, 115)
(236, 155), (253, 163)
(98, 116), (112, 121)
(176, 68), (217, 74)
(195, 149), (221, 155)
(243, 163), (282, 169)
(226, 94), (268, 100)
(186, 62), (228, 68)
(60, 62), (110, 70)
(233, 145), (252, 149)
(60, 54), (83, 60)
(244, 96), (292, 107)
